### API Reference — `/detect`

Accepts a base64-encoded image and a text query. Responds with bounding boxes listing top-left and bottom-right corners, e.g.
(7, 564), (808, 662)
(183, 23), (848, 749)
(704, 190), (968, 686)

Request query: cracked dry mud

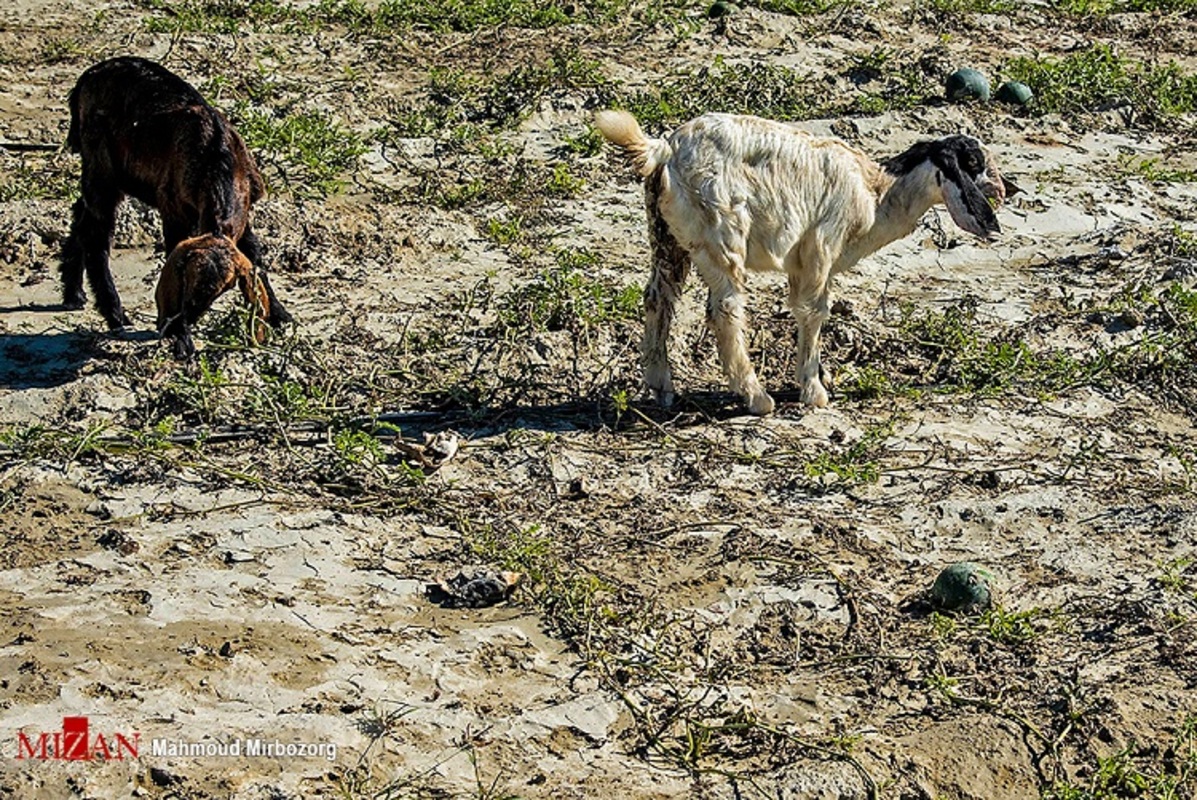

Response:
(2, 1), (1197, 798)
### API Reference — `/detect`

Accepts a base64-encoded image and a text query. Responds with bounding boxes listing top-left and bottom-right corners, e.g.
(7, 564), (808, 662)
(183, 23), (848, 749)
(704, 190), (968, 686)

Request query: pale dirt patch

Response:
(3, 1), (1197, 799)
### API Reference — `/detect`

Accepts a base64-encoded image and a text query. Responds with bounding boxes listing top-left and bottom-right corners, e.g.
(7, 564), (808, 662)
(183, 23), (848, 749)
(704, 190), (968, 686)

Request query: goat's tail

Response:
(594, 110), (671, 178)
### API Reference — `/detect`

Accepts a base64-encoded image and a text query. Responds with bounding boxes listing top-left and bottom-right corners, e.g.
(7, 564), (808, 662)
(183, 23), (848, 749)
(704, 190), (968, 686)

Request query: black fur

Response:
(884, 135), (1000, 236)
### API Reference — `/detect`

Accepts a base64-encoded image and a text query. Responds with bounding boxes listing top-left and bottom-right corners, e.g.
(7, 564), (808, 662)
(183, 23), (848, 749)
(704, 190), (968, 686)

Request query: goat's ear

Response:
(935, 152), (1001, 238)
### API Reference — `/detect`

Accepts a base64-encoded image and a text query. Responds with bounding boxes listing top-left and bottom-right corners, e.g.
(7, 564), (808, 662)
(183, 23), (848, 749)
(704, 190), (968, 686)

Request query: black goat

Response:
(61, 56), (291, 332)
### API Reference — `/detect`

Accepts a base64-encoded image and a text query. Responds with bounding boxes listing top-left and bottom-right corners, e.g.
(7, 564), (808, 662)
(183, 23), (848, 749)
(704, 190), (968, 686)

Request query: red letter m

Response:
(16, 732), (50, 760)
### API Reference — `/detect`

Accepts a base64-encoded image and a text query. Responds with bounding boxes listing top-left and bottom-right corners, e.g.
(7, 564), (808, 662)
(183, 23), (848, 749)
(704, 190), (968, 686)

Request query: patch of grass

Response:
(842, 50), (939, 114)
(1004, 44), (1197, 124)
(496, 249), (641, 334)
(396, 48), (611, 136)
(545, 162), (587, 197)
(915, 0), (1016, 13)
(561, 127), (604, 157)
(485, 215), (529, 248)
(1121, 155), (1197, 183)
(0, 156), (79, 202)
(896, 299), (1099, 397)
(744, 0), (856, 13)
(138, 0), (696, 35)
(979, 606), (1041, 643)
(1043, 715), (1197, 800)
(1052, 0), (1197, 14)
(231, 103), (367, 196)
(371, 0), (573, 32)
(39, 36), (86, 63)
(1156, 557), (1195, 594)
(624, 56), (817, 128)
(137, 0), (297, 33)
(838, 365), (916, 401)
(803, 420), (893, 485)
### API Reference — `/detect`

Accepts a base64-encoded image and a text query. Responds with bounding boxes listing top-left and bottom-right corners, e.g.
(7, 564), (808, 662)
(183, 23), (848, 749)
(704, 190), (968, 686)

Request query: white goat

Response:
(595, 110), (1016, 415)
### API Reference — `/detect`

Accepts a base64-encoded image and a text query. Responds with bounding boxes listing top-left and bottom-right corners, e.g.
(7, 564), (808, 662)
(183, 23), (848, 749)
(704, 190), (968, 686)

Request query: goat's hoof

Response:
(801, 382), (829, 408)
(62, 295), (86, 311)
(747, 392), (776, 416)
(650, 387), (675, 408)
(105, 310), (132, 330)
(171, 340), (196, 361)
(269, 307), (294, 327)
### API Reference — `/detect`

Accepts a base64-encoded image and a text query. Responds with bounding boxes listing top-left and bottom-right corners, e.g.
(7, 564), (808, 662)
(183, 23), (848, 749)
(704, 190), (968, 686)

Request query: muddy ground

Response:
(2, 0), (1197, 798)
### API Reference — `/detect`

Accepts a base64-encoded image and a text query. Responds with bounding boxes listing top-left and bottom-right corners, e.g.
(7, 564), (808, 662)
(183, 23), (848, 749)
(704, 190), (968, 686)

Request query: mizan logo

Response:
(17, 717), (140, 761)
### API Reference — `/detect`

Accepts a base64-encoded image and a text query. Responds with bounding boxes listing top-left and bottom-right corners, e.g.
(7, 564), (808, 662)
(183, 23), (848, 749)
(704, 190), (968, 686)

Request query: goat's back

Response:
(658, 114), (886, 268)
(68, 57), (263, 239)
(68, 57), (207, 152)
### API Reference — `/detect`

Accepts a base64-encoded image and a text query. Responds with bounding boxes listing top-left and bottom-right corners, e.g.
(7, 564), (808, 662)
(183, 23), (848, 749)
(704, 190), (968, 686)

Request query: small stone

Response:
(1119, 309), (1144, 329)
(97, 528), (139, 555)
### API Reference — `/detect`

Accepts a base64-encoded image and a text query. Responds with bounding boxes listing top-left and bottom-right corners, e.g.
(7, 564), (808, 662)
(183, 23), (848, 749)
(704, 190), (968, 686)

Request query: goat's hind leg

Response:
(67, 176), (128, 328)
(642, 225), (689, 408)
(694, 251), (774, 416)
(62, 189), (128, 328)
(60, 199), (88, 310)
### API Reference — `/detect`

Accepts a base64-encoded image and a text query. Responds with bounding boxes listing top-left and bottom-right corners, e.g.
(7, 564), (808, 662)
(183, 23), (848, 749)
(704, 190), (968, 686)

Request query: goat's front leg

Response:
(237, 226), (293, 326)
(695, 253), (774, 416)
(787, 274), (831, 408)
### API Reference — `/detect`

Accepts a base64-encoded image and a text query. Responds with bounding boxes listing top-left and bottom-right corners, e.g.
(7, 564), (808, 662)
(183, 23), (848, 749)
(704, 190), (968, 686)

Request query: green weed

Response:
(561, 127), (604, 157)
(545, 162), (587, 197)
(231, 103), (366, 196)
(979, 606), (1041, 643)
(1043, 715), (1197, 799)
(1005, 45), (1197, 124)
(1156, 557), (1194, 594)
(803, 420), (893, 485)
(1135, 158), (1197, 184)
(496, 249), (641, 334)
(39, 37), (86, 63)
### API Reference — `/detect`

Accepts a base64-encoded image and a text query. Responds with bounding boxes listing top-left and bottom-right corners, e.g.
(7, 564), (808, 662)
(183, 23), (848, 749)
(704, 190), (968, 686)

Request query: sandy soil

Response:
(2, 1), (1197, 798)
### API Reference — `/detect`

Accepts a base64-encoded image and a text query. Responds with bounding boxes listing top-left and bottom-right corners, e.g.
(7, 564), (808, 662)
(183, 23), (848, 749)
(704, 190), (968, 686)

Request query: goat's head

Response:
(887, 135), (1020, 240)
(156, 234), (270, 350)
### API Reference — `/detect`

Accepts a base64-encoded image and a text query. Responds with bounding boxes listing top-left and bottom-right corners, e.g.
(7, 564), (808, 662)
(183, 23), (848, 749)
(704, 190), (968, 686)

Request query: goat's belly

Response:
(744, 241), (786, 273)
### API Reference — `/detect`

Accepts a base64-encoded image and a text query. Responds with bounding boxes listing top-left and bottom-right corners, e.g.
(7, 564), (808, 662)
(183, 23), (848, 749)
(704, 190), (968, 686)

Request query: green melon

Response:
(931, 562), (994, 612)
(945, 68), (991, 104)
(708, 1), (738, 18)
(995, 81), (1034, 106)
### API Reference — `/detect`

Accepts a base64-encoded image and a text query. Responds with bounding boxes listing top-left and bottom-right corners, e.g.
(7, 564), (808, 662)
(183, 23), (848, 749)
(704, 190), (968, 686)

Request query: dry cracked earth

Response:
(2, 0), (1197, 798)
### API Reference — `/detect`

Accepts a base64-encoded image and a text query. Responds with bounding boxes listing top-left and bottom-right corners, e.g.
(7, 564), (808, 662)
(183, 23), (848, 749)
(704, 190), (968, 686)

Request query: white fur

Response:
(595, 110), (1007, 414)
